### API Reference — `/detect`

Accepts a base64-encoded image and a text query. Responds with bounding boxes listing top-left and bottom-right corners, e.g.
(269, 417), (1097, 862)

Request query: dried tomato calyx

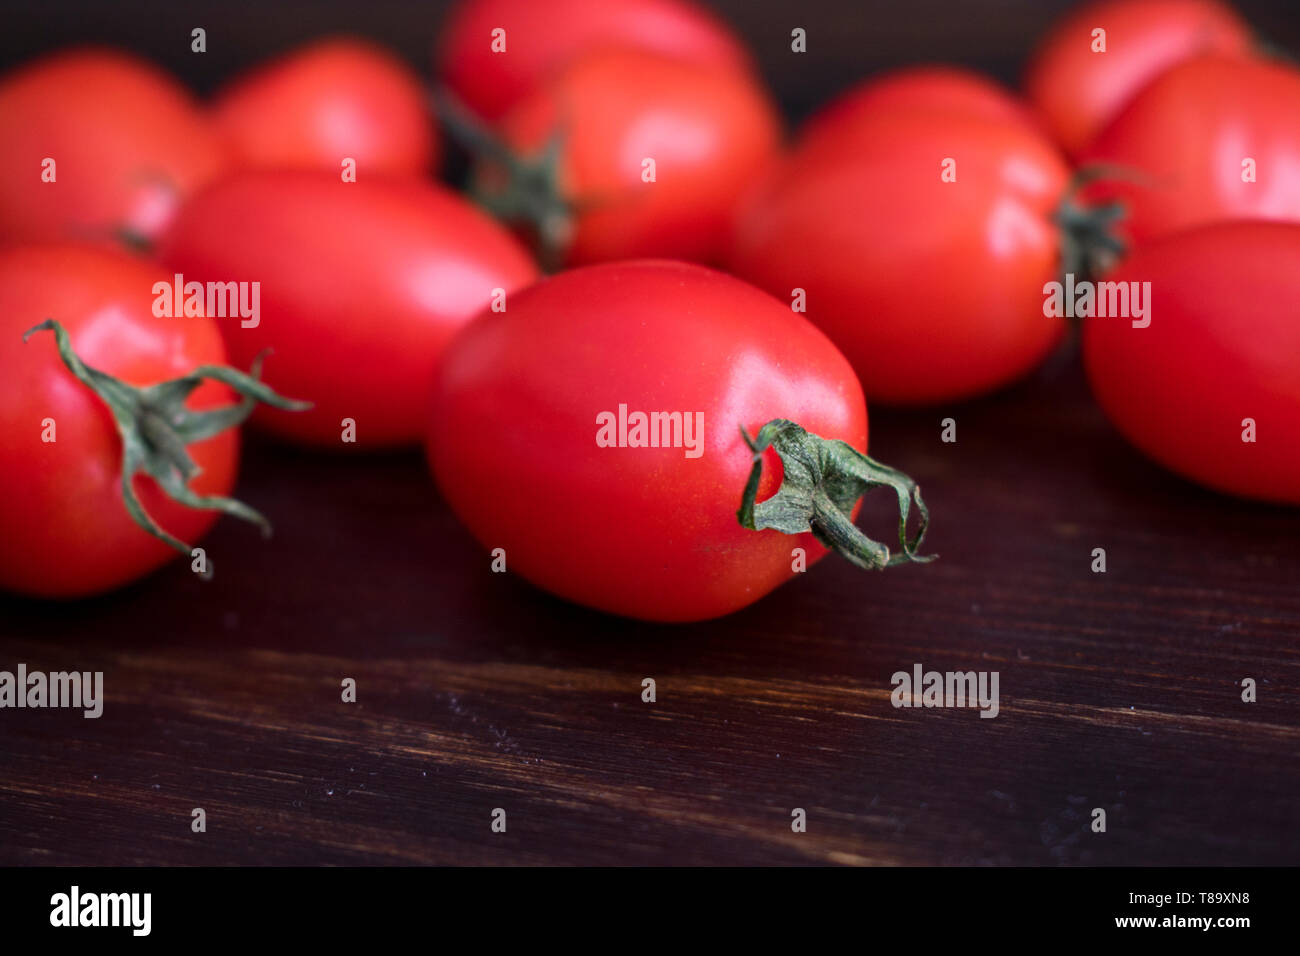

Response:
(737, 419), (935, 570)
(1054, 163), (1147, 280)
(435, 86), (573, 271)
(23, 318), (310, 556)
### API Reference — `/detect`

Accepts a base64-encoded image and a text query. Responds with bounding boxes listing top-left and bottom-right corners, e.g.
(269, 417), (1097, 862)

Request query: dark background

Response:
(4, 0), (1300, 110)
(1, 0), (1298, 866)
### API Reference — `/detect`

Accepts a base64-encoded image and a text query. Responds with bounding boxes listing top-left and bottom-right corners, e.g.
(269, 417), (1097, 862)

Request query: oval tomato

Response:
(213, 37), (439, 177)
(1024, 0), (1252, 156)
(1081, 56), (1300, 245)
(0, 246), (237, 597)
(436, 0), (751, 122)
(160, 172), (539, 447)
(730, 111), (1070, 404)
(482, 47), (779, 266)
(1083, 221), (1300, 505)
(428, 260), (931, 623)
(0, 48), (226, 246)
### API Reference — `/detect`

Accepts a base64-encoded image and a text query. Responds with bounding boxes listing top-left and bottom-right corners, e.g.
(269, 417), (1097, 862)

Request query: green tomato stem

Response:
(737, 419), (935, 570)
(1053, 163), (1154, 280)
(23, 318), (311, 557)
(433, 85), (574, 272)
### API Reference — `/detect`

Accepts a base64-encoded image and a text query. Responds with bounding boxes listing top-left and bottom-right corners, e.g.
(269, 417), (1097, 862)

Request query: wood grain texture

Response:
(3, 353), (1297, 865)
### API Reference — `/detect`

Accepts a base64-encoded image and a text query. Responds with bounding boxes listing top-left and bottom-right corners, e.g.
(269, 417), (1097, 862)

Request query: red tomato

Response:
(160, 172), (539, 447)
(487, 48), (779, 266)
(1024, 0), (1252, 156)
(213, 37), (439, 177)
(0, 245), (237, 597)
(1083, 222), (1300, 505)
(0, 48), (226, 246)
(730, 111), (1070, 404)
(1081, 56), (1300, 245)
(797, 66), (1045, 164)
(436, 0), (751, 122)
(429, 260), (931, 623)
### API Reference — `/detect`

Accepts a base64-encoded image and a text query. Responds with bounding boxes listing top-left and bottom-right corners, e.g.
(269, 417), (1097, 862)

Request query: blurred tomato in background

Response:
(160, 172), (538, 448)
(1080, 55), (1300, 243)
(0, 48), (226, 247)
(213, 36), (440, 176)
(1083, 221), (1300, 504)
(481, 46), (780, 266)
(795, 65), (1046, 154)
(1024, 0), (1253, 155)
(730, 80), (1071, 405)
(436, 0), (753, 121)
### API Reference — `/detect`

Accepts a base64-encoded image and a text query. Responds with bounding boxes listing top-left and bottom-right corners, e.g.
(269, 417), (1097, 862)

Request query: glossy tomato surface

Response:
(0, 49), (226, 246)
(437, 0), (751, 122)
(160, 172), (538, 447)
(1083, 221), (1300, 504)
(0, 245), (236, 597)
(1082, 56), (1300, 245)
(213, 37), (439, 176)
(428, 260), (867, 622)
(730, 111), (1070, 404)
(1024, 0), (1252, 156)
(497, 48), (779, 265)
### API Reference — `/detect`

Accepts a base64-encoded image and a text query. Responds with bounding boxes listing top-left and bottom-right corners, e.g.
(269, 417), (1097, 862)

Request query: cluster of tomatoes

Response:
(0, 0), (1296, 622)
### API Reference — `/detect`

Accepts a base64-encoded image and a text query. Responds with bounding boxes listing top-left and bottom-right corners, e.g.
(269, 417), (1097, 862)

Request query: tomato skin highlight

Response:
(213, 37), (439, 177)
(437, 0), (751, 122)
(730, 111), (1070, 405)
(494, 48), (780, 266)
(428, 260), (868, 622)
(1081, 56), (1300, 245)
(0, 245), (237, 597)
(1083, 221), (1300, 505)
(0, 48), (227, 247)
(1024, 0), (1252, 156)
(159, 172), (539, 448)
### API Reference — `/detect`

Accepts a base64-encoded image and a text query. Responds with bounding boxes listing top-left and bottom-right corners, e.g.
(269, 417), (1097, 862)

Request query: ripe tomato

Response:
(1083, 221), (1300, 505)
(1081, 56), (1300, 245)
(796, 66), (1044, 165)
(436, 0), (751, 122)
(0, 246), (237, 597)
(213, 37), (439, 177)
(1024, 0), (1252, 156)
(0, 48), (226, 247)
(428, 260), (930, 623)
(160, 172), (539, 447)
(481, 48), (779, 266)
(730, 111), (1071, 404)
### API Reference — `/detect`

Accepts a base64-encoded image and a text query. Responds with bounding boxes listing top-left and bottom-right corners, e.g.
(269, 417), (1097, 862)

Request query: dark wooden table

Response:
(2, 0), (1298, 868)
(3, 349), (1297, 865)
